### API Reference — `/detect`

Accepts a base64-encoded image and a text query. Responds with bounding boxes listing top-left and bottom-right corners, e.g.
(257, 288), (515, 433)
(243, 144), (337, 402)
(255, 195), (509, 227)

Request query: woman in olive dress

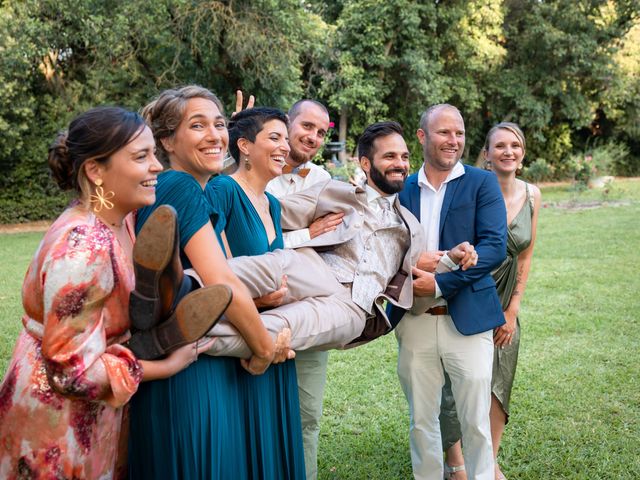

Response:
(441, 122), (541, 480)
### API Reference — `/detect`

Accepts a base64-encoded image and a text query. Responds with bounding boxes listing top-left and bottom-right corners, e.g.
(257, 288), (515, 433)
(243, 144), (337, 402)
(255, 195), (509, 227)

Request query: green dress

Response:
(440, 183), (534, 450)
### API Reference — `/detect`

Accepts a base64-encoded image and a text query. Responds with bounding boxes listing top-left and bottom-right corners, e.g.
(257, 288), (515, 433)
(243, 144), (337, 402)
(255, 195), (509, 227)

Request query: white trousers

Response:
(395, 311), (494, 480)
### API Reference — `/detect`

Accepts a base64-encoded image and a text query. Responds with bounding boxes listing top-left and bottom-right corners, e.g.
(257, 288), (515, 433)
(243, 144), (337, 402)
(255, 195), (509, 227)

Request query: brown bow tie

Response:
(282, 165), (311, 178)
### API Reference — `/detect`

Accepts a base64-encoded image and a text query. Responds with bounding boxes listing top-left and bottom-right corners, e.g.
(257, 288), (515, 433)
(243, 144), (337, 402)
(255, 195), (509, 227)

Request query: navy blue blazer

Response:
(388, 164), (507, 335)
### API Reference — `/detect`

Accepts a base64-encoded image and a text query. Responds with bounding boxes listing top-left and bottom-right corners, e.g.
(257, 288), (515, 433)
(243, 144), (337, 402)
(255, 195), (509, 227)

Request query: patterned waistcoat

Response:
(318, 201), (410, 314)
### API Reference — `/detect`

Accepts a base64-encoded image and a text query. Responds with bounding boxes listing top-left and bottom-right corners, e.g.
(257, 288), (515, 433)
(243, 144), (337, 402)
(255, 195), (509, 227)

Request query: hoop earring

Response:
(90, 179), (115, 212)
(244, 155), (252, 171)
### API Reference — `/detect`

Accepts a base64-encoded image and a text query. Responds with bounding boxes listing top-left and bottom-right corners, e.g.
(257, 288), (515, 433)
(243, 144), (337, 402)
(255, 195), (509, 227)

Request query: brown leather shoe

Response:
(127, 284), (233, 360)
(129, 204), (183, 331)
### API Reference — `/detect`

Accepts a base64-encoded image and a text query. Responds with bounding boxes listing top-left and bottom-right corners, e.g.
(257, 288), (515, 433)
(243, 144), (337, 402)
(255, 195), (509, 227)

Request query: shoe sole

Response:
(130, 205), (178, 329)
(155, 284), (233, 352)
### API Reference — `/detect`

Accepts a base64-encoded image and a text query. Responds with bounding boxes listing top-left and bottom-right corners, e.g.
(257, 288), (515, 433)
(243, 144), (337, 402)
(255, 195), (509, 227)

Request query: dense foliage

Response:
(1, 0), (638, 222)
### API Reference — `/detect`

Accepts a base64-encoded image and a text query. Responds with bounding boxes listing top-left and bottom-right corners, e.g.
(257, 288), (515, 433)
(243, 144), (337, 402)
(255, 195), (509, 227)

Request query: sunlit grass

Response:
(1, 180), (639, 478)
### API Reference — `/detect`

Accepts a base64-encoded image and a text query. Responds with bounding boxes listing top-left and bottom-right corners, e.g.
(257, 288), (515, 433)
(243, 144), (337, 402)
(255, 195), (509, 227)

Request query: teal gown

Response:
(128, 170), (305, 479)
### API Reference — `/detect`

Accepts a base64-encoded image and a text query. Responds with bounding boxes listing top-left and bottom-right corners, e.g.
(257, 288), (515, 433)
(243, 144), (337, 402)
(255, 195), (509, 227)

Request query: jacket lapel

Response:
(407, 175), (421, 220)
(439, 168), (464, 236)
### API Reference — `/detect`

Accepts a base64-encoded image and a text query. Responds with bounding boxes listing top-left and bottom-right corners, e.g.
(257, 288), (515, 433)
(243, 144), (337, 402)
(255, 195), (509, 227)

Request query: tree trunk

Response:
(339, 107), (348, 163)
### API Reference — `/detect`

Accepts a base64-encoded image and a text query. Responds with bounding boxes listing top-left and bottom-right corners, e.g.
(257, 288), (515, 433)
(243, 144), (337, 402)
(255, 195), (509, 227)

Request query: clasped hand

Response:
(412, 242), (479, 296)
(448, 241), (478, 271)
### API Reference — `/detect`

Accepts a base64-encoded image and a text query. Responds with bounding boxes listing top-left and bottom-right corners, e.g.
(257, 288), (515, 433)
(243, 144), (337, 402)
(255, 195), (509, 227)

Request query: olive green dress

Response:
(440, 183), (534, 450)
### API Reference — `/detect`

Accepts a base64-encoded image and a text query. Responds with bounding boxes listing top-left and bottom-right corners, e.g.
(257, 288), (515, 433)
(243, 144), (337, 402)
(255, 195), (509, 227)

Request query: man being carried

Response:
(203, 121), (476, 356)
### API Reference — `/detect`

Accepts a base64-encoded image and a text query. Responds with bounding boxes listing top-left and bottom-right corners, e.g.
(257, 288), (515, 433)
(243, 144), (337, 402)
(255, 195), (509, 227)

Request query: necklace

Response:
(94, 211), (124, 229)
(236, 176), (270, 216)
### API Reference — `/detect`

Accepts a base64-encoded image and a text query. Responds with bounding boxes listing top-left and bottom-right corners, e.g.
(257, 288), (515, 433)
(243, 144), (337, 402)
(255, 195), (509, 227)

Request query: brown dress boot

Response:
(127, 284), (233, 360)
(129, 204), (184, 331)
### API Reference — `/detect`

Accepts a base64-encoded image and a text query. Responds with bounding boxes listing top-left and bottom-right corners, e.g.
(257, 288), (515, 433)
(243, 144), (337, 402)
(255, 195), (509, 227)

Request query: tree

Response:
(483, 0), (639, 170)
(318, 0), (505, 168)
(0, 0), (329, 221)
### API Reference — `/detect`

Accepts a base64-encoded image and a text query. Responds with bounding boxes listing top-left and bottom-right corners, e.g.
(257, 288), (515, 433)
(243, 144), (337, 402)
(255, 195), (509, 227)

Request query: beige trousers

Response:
(396, 311), (495, 480)
(203, 248), (368, 358)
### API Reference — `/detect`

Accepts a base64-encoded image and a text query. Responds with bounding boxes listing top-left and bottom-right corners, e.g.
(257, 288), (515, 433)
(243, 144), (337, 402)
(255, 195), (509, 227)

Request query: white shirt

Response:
(417, 161), (465, 299)
(364, 184), (397, 213)
(267, 161), (331, 247)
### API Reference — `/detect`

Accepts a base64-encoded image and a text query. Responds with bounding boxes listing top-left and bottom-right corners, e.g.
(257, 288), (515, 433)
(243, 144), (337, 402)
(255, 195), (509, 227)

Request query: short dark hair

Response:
(357, 121), (404, 161)
(288, 99), (329, 123)
(228, 107), (289, 161)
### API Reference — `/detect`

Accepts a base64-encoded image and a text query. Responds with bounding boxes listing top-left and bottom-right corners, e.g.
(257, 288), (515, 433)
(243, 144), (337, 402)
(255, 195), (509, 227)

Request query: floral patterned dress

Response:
(0, 206), (142, 480)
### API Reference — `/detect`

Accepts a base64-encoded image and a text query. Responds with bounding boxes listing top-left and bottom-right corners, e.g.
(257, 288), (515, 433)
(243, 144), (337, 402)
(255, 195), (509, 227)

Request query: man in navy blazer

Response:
(389, 104), (507, 480)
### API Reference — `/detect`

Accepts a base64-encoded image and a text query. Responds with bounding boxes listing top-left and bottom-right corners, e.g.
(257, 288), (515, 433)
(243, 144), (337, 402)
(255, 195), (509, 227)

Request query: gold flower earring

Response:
(90, 179), (115, 212)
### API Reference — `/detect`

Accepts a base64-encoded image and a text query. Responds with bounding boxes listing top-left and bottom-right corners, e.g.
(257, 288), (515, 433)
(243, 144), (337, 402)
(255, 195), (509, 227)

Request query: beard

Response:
(369, 163), (407, 194)
(287, 145), (311, 166)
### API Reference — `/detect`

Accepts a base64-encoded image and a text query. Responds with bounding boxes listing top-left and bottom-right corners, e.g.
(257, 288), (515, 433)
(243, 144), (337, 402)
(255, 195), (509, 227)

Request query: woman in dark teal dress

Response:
(128, 87), (302, 479)
(207, 107), (305, 479)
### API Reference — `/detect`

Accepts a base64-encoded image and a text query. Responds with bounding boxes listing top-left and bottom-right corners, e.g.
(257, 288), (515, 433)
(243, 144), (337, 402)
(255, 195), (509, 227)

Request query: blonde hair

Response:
(142, 85), (224, 165)
(483, 122), (526, 156)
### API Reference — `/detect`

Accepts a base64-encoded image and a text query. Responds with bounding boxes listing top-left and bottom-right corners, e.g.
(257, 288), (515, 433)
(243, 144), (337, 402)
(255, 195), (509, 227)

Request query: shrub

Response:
(565, 142), (631, 189)
(589, 141), (629, 176)
(523, 158), (555, 183)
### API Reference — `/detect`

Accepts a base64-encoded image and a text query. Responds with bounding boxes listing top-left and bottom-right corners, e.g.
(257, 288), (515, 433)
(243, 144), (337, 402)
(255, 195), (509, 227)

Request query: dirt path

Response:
(2, 178), (638, 234)
(0, 221), (51, 234)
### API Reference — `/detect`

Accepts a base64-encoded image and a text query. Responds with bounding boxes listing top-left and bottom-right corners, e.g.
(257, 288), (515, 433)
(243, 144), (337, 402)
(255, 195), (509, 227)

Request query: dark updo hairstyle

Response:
(48, 106), (146, 201)
(228, 107), (289, 162)
(142, 85), (224, 166)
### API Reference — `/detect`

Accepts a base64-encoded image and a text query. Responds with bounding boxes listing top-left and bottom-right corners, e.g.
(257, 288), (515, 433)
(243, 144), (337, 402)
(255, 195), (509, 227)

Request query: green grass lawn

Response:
(1, 180), (639, 479)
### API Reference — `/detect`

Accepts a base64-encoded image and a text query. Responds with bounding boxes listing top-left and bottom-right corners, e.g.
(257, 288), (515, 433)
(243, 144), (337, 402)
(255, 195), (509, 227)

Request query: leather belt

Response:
(425, 305), (448, 316)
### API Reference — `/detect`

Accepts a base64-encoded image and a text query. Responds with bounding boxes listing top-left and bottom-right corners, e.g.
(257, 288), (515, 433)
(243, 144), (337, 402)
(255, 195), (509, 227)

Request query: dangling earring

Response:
(244, 155), (252, 171)
(483, 160), (492, 171)
(90, 179), (115, 212)
(516, 163), (523, 176)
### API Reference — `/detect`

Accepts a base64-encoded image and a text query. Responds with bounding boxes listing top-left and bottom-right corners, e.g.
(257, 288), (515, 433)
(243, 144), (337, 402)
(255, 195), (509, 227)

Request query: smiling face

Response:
(418, 106), (465, 173)
(485, 128), (525, 176)
(163, 97), (228, 185)
(240, 119), (291, 181)
(92, 126), (162, 216)
(287, 102), (330, 166)
(361, 132), (410, 195)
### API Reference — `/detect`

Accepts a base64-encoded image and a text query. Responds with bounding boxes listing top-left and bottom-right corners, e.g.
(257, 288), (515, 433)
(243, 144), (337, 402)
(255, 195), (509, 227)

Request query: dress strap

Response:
(525, 182), (534, 214)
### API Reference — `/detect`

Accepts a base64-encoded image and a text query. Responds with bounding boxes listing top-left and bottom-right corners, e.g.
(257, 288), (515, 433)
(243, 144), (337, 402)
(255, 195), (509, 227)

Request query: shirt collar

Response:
(365, 183), (397, 206)
(417, 161), (465, 191)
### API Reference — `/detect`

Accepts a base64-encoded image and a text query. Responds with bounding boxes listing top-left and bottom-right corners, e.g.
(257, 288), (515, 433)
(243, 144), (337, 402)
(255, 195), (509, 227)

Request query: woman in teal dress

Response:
(206, 107), (305, 479)
(128, 87), (300, 478)
(441, 122), (541, 480)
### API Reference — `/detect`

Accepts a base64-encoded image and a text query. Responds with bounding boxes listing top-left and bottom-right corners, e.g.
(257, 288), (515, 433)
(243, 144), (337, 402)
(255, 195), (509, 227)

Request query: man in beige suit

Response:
(205, 121), (476, 357)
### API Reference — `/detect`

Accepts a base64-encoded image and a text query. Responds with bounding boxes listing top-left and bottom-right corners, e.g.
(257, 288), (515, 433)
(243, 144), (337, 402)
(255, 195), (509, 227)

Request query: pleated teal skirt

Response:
(128, 356), (305, 479)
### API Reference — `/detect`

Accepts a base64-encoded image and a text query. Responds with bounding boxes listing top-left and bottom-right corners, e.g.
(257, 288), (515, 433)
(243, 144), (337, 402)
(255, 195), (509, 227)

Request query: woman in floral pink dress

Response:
(0, 106), (209, 479)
